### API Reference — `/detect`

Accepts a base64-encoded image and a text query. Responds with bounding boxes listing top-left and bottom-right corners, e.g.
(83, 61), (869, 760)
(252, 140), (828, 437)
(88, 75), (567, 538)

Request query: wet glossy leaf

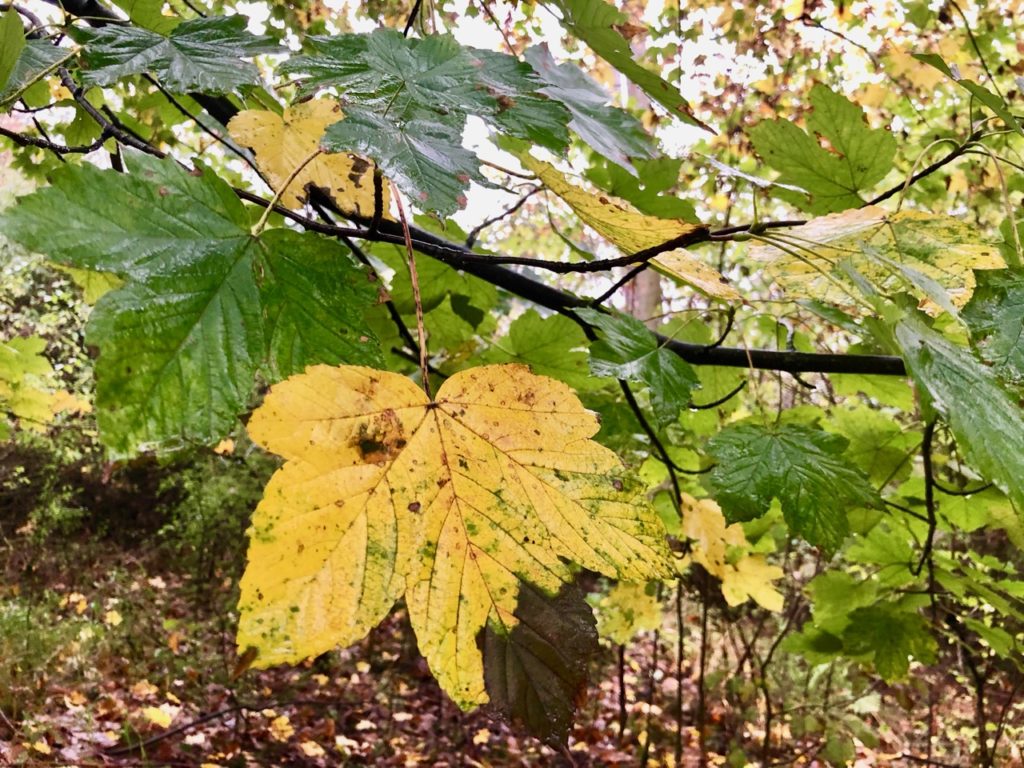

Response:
(576, 308), (700, 425)
(962, 268), (1024, 384)
(523, 44), (654, 172)
(75, 16), (278, 92)
(895, 314), (1024, 516)
(238, 363), (671, 708)
(0, 41), (73, 110)
(705, 423), (882, 551)
(0, 150), (381, 455)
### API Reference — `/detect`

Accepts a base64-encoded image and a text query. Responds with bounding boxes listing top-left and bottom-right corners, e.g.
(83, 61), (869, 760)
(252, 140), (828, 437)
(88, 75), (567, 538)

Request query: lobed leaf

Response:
(705, 422), (882, 551)
(74, 15), (278, 93)
(238, 363), (671, 708)
(0, 151), (381, 455)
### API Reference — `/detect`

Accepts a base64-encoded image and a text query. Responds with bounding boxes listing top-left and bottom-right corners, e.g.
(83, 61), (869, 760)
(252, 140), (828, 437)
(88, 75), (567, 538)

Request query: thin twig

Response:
(392, 183), (431, 397)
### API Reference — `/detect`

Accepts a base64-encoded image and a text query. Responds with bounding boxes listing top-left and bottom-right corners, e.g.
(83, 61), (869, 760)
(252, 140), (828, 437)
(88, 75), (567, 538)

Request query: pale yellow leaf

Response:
(50, 390), (92, 416)
(594, 581), (663, 644)
(299, 740), (326, 757)
(516, 155), (736, 301)
(141, 704), (175, 728)
(239, 364), (671, 708)
(228, 98), (387, 216)
(749, 206), (1004, 314)
(269, 714), (294, 741)
(720, 555), (785, 612)
(103, 609), (123, 626)
(213, 438), (235, 455)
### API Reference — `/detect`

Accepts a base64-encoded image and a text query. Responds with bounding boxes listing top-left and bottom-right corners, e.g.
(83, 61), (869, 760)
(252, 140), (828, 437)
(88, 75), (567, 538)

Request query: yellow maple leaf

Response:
(594, 581), (663, 644)
(238, 364), (671, 707)
(516, 155), (739, 302)
(680, 494), (784, 612)
(721, 555), (784, 612)
(749, 206), (1004, 315)
(227, 98), (387, 216)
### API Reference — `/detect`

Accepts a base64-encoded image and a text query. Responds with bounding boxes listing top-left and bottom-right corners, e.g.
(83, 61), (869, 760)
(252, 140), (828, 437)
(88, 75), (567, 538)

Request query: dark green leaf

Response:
(523, 44), (654, 173)
(543, 0), (706, 128)
(841, 604), (936, 682)
(323, 110), (483, 217)
(895, 314), (1024, 515)
(0, 10), (25, 95)
(749, 84), (896, 213)
(705, 422), (882, 551)
(962, 268), (1024, 384)
(0, 41), (73, 110)
(0, 150), (380, 455)
(480, 582), (598, 746)
(75, 16), (278, 93)
(576, 309), (700, 425)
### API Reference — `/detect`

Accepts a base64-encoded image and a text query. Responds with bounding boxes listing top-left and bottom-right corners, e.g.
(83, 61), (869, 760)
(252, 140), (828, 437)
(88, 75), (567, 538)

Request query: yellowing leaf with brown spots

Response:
(238, 363), (671, 708)
(227, 98), (386, 215)
(749, 206), (1004, 315)
(517, 155), (737, 301)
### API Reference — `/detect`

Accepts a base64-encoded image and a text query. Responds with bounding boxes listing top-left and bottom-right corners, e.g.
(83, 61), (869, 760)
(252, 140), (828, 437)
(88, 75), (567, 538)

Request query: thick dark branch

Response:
(40, 0), (123, 24)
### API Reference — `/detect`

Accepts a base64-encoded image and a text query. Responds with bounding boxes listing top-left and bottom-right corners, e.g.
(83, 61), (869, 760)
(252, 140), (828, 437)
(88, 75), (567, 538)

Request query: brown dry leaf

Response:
(228, 98), (387, 216)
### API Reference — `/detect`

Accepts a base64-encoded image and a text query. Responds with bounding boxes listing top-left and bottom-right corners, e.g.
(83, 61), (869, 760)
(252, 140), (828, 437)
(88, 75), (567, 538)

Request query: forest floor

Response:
(0, 450), (1017, 767)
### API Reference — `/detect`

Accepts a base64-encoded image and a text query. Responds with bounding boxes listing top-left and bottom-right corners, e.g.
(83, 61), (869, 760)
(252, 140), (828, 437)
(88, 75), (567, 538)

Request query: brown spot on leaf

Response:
(353, 409), (406, 463)
(408, 501), (422, 513)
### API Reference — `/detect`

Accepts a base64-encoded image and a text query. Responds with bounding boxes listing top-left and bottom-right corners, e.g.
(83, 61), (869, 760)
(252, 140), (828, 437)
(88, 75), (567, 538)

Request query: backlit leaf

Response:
(0, 150), (381, 455)
(0, 41), (73, 110)
(239, 363), (671, 708)
(75, 15), (278, 93)
(518, 155), (737, 301)
(0, 10), (25, 94)
(480, 310), (599, 391)
(680, 493), (784, 611)
(593, 581), (662, 644)
(749, 84), (896, 213)
(705, 423), (882, 551)
(544, 0), (707, 129)
(228, 98), (385, 215)
(750, 206), (1004, 314)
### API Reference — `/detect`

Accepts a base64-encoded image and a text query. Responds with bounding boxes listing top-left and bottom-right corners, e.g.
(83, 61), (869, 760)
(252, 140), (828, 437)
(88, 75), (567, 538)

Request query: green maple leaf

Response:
(749, 84), (896, 213)
(481, 310), (600, 392)
(281, 29), (570, 213)
(576, 309), (700, 426)
(705, 422), (882, 551)
(74, 16), (278, 93)
(842, 604), (936, 682)
(0, 150), (381, 455)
